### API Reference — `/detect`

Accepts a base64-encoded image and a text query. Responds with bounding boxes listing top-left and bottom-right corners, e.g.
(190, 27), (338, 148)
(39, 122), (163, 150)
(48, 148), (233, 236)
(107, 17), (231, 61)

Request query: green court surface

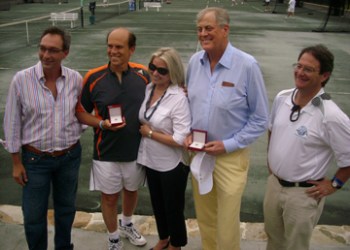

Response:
(0, 0), (349, 225)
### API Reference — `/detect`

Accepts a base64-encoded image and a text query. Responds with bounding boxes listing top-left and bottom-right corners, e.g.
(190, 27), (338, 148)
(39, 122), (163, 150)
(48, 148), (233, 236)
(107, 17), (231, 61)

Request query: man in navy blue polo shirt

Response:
(76, 27), (149, 250)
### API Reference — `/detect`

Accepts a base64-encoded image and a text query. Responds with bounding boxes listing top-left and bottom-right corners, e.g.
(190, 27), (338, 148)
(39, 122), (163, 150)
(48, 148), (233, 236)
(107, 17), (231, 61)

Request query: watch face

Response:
(332, 180), (341, 189)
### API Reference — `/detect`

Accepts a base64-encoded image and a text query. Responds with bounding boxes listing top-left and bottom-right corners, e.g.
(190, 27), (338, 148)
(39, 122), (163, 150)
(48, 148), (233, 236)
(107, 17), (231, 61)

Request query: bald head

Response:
(106, 27), (136, 49)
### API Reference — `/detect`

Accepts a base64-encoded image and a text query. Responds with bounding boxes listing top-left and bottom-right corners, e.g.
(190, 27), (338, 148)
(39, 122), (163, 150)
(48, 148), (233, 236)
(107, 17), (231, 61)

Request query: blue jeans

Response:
(21, 143), (82, 250)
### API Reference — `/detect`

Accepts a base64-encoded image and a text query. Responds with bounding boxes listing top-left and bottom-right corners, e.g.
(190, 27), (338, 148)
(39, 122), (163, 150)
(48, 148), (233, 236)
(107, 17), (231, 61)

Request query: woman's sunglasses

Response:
(148, 63), (169, 76)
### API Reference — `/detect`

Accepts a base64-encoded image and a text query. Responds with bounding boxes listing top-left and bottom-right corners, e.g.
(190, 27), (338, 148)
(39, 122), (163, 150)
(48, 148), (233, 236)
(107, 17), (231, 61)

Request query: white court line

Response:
(328, 91), (350, 95)
(251, 6), (263, 12)
(0, 7), (80, 28)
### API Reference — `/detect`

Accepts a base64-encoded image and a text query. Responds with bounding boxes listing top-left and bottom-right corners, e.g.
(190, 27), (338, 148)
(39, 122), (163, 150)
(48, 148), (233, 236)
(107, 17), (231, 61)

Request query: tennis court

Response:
(0, 0), (349, 225)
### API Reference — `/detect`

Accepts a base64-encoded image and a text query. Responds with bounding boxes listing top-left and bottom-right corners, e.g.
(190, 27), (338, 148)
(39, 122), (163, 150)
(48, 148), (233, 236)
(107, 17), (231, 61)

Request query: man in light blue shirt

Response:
(185, 7), (269, 250)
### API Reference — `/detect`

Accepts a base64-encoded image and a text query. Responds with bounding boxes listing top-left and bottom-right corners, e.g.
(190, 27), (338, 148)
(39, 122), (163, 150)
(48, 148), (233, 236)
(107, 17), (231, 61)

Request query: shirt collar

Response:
(199, 43), (234, 70)
(286, 88), (325, 115)
(35, 61), (45, 81)
(35, 61), (66, 82)
(303, 88), (325, 114)
(108, 62), (131, 76)
(167, 83), (182, 95)
(149, 82), (182, 96)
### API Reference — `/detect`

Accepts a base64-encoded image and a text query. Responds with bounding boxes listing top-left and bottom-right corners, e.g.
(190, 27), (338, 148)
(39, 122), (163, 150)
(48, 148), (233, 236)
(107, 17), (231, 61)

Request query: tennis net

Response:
(87, 0), (130, 23)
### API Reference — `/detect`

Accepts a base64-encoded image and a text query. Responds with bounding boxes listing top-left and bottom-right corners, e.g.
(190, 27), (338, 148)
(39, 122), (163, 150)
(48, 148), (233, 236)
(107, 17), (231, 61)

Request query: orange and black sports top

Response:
(76, 62), (149, 161)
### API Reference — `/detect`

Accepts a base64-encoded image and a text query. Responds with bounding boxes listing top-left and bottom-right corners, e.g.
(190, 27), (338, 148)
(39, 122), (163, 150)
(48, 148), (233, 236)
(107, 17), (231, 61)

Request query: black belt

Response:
(22, 141), (79, 157)
(276, 176), (324, 188)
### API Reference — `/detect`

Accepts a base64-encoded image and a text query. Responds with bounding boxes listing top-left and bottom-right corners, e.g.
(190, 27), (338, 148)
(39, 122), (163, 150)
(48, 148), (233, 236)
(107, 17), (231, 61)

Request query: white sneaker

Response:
(119, 219), (147, 246)
(108, 238), (123, 250)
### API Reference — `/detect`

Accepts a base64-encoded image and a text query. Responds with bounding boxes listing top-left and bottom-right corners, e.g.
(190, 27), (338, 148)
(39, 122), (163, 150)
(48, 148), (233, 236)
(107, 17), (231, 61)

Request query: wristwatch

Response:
(148, 130), (153, 138)
(331, 177), (343, 189)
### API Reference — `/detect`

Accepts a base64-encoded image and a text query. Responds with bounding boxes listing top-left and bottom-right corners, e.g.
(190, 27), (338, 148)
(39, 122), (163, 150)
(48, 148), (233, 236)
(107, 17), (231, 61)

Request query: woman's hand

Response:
(139, 124), (152, 137)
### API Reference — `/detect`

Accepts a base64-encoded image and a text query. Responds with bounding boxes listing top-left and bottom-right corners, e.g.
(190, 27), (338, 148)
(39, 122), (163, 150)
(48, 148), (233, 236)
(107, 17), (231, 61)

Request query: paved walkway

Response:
(1, 205), (349, 249)
(1, 0), (350, 225)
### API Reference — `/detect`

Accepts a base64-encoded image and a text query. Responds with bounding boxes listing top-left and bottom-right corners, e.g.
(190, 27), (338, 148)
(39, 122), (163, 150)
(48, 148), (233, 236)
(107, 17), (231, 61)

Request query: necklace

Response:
(290, 88), (301, 122)
(144, 85), (167, 121)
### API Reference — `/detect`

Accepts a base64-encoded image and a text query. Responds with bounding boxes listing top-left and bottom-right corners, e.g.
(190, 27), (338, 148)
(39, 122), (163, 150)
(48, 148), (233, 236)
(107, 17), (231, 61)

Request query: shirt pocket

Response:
(215, 83), (247, 110)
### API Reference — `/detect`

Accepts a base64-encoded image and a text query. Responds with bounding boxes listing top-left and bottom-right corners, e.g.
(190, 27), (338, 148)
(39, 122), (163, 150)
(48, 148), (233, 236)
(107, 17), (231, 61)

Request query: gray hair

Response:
(196, 7), (230, 27)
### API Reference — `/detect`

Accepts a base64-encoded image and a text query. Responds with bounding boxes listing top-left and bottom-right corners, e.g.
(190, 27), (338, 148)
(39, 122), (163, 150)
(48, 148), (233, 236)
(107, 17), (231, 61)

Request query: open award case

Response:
(188, 129), (207, 151)
(108, 104), (123, 126)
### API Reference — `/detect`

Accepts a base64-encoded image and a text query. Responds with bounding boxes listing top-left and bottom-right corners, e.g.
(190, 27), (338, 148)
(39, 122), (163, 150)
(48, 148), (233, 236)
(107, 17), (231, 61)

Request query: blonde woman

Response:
(137, 47), (191, 250)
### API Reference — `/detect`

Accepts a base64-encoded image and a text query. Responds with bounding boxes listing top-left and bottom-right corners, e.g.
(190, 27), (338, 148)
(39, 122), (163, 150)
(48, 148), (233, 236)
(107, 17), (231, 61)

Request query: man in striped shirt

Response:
(3, 26), (83, 250)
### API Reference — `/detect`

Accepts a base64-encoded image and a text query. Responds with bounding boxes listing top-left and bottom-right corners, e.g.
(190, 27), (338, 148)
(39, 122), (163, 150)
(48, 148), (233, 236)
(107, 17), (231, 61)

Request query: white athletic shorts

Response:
(90, 160), (146, 194)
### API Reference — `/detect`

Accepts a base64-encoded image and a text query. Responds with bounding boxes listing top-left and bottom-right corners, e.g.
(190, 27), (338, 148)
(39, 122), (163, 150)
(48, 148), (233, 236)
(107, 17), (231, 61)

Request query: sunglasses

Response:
(148, 63), (169, 76)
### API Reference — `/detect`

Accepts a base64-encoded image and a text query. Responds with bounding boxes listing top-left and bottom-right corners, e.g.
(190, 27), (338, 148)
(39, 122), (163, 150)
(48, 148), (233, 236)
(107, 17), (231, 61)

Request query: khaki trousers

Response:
(264, 174), (325, 250)
(192, 148), (250, 250)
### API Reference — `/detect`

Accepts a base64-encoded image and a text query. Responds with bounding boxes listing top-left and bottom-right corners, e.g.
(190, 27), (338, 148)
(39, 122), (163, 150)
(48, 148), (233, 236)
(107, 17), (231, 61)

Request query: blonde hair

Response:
(149, 47), (185, 87)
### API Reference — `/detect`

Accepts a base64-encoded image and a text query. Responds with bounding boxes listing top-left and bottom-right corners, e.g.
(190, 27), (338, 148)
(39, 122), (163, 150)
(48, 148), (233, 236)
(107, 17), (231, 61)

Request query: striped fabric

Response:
(3, 61), (83, 153)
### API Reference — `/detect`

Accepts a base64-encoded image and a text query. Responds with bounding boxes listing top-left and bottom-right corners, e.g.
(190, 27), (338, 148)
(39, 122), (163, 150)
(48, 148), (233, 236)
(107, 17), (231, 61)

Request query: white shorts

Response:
(288, 6), (295, 12)
(90, 160), (146, 194)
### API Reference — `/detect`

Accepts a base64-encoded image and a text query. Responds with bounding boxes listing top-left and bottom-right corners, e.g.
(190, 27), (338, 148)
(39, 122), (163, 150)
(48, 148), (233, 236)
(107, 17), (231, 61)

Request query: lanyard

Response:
(144, 85), (167, 121)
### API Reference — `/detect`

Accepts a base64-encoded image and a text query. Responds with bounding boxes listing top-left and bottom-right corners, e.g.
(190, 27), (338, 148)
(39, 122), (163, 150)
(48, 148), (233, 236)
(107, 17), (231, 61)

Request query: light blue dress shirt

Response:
(186, 43), (269, 153)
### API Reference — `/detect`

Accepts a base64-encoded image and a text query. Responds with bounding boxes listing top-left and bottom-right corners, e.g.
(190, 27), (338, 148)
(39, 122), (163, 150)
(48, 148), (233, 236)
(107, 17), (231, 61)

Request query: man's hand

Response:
(101, 117), (126, 131)
(306, 179), (337, 200)
(203, 141), (226, 156)
(13, 162), (28, 186)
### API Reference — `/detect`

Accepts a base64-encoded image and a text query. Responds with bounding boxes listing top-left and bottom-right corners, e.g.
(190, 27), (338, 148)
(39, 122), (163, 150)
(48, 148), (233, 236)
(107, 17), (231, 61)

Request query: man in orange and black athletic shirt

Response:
(76, 27), (149, 250)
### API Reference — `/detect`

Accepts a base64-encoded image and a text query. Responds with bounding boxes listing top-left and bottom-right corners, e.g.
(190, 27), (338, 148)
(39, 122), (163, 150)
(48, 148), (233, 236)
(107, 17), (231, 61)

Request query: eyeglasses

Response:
(38, 45), (63, 54)
(148, 63), (169, 76)
(197, 26), (215, 33)
(292, 63), (318, 74)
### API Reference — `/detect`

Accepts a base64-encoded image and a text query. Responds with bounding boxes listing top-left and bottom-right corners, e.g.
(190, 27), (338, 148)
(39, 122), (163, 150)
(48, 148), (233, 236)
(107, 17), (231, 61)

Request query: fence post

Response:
(26, 21), (30, 46)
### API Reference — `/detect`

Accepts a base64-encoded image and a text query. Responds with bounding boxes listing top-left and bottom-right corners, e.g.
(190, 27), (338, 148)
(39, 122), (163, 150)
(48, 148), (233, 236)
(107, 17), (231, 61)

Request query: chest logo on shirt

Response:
(296, 125), (308, 138)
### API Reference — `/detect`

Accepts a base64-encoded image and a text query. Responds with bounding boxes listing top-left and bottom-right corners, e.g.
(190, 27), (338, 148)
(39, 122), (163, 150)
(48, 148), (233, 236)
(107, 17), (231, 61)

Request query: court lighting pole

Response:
(80, 0), (84, 28)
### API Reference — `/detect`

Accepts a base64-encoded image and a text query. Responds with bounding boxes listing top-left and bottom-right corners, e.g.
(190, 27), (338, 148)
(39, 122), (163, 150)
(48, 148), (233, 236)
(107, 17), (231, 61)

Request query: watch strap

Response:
(331, 177), (344, 189)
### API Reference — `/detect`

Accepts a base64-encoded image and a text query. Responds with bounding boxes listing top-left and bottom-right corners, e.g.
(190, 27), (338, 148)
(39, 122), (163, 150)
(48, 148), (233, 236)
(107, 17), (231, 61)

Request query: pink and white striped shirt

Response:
(3, 61), (83, 153)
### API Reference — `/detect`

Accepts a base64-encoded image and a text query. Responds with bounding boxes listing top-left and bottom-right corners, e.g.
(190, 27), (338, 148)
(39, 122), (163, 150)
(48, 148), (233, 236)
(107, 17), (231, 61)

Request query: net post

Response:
(80, 0), (84, 28)
(26, 21), (30, 46)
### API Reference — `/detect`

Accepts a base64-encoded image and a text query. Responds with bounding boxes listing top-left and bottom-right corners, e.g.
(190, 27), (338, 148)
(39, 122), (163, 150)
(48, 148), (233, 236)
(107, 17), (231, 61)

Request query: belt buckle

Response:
(44, 149), (66, 157)
(43, 151), (57, 157)
(50, 152), (59, 157)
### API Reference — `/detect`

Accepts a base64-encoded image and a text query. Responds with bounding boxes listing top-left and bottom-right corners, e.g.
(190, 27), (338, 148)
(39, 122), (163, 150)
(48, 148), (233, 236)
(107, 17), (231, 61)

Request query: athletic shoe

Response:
(119, 219), (147, 246)
(108, 238), (123, 250)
